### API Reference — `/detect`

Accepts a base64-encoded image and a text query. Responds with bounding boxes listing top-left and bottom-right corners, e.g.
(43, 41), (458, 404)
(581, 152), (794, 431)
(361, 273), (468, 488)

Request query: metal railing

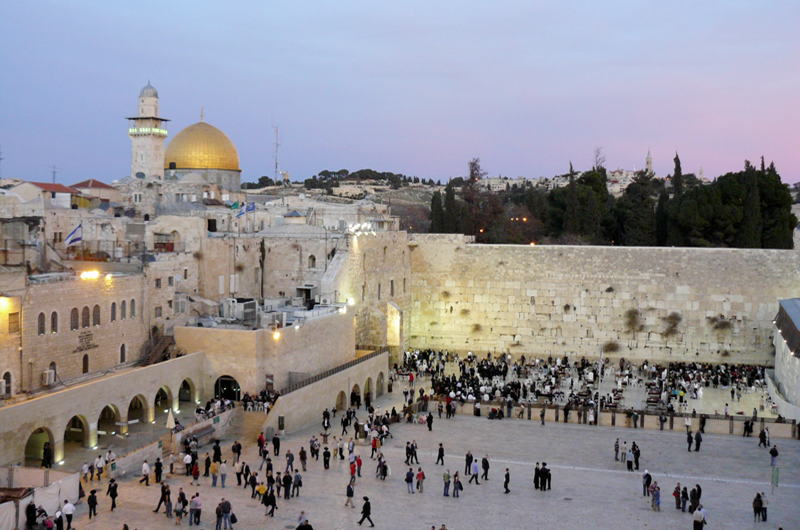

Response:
(278, 348), (388, 395)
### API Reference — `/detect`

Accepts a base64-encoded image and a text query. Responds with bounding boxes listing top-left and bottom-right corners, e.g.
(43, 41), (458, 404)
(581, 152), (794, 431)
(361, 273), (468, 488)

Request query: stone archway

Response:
(127, 394), (151, 432)
(25, 427), (55, 467)
(376, 372), (385, 397)
(179, 378), (196, 405)
(215, 375), (240, 401)
(350, 383), (361, 408)
(333, 391), (345, 412)
(63, 414), (90, 450)
(364, 377), (373, 408)
(97, 404), (120, 440)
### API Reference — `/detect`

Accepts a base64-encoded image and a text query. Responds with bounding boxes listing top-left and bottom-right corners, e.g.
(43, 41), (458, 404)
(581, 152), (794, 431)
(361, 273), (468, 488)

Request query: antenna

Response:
(0, 144), (3, 180)
(47, 164), (63, 184)
(273, 124), (280, 183)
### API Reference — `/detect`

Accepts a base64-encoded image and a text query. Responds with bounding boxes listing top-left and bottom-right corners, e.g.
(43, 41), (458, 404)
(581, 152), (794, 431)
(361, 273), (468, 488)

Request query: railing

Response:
(278, 348), (388, 395)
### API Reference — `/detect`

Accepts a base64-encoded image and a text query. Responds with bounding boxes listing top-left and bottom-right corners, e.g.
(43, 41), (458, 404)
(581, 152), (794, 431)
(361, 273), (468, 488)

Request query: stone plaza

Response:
(57, 385), (798, 530)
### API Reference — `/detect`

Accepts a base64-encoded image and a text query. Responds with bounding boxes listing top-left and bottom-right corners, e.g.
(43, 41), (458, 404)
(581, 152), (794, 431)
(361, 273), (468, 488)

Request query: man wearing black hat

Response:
(358, 496), (374, 527)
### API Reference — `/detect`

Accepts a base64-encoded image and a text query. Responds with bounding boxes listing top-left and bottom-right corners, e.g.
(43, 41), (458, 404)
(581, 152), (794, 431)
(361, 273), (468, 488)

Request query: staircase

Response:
(140, 334), (175, 366)
(228, 410), (267, 444)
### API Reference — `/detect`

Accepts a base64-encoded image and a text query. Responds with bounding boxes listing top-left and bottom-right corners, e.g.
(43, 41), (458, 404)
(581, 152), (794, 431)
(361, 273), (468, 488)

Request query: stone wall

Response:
(773, 326), (800, 409)
(321, 231), (413, 357)
(408, 235), (800, 364)
(174, 310), (356, 393)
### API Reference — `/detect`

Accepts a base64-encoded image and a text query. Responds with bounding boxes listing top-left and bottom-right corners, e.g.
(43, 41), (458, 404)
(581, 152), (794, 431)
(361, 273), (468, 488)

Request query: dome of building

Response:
(139, 82), (158, 98)
(164, 121), (240, 172)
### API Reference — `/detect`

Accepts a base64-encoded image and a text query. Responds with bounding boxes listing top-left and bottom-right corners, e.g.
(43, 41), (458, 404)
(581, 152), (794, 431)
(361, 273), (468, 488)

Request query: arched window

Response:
(120, 344), (126, 364)
(92, 305), (101, 326)
(121, 300), (126, 320)
(110, 302), (117, 322)
(130, 299), (136, 318)
(49, 362), (57, 379)
(82, 355), (89, 374)
(38, 313), (46, 335)
(81, 307), (90, 328)
(51, 312), (58, 333)
(1, 372), (10, 396)
(70, 308), (79, 331)
(308, 255), (316, 269)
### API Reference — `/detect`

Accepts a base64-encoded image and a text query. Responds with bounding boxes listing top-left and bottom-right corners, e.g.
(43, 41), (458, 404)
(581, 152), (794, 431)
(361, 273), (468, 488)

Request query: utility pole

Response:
(0, 144), (4, 180)
(273, 126), (280, 184)
(49, 164), (62, 184)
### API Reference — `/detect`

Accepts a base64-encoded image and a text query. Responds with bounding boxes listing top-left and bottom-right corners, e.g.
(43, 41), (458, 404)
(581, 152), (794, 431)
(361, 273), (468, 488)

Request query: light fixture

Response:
(92, 446), (98, 450)
(80, 270), (100, 280)
(58, 461), (65, 466)
(273, 331), (281, 340)
(346, 298), (355, 306)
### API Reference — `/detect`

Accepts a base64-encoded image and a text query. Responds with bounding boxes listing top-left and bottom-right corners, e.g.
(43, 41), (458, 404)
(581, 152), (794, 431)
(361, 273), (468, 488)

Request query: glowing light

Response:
(523, 218), (527, 222)
(339, 306), (347, 314)
(273, 331), (281, 340)
(530, 242), (536, 246)
(92, 446), (98, 450)
(80, 270), (100, 280)
(294, 325), (300, 330)
(479, 229), (484, 233)
(0, 297), (8, 310)
(346, 298), (355, 306)
(58, 461), (65, 466)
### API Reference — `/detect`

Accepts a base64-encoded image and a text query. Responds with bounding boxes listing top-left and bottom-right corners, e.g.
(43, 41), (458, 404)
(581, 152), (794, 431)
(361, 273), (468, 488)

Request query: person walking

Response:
(672, 483), (681, 510)
(292, 471), (302, 498)
(752, 493), (763, 522)
(106, 479), (118, 511)
(436, 444), (445, 465)
(155, 458), (163, 483)
(533, 463), (540, 489)
(481, 455), (490, 481)
(155, 483), (169, 513)
(453, 472), (462, 498)
(760, 491), (768, 522)
(503, 469), (510, 494)
(299, 448), (307, 472)
(191, 462), (200, 486)
(426, 413), (433, 431)
(642, 470), (652, 496)
(210, 461), (219, 487)
(769, 445), (778, 467)
(653, 486), (661, 512)
(344, 482), (355, 508)
(358, 496), (374, 527)
(282, 472), (292, 500)
(442, 469), (451, 496)
(272, 434), (281, 456)
(614, 438), (619, 461)
(192, 493), (202, 526)
(687, 431), (694, 452)
(464, 451), (473, 475)
(140, 460), (151, 486)
(87, 490), (98, 519)
(694, 432), (702, 452)
(540, 407), (546, 425)
(626, 449), (634, 472)
(416, 467), (425, 493)
(263, 488), (277, 517)
(469, 461), (480, 484)
(621, 442), (627, 463)
(220, 498), (233, 530)
(62, 500), (75, 530)
(356, 455), (363, 477)
(323, 447), (331, 470)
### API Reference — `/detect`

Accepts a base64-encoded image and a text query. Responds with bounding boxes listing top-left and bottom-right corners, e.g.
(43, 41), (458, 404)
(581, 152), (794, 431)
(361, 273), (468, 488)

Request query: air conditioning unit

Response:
(0, 380), (6, 396)
(41, 370), (55, 386)
(291, 297), (304, 307)
(320, 297), (332, 305)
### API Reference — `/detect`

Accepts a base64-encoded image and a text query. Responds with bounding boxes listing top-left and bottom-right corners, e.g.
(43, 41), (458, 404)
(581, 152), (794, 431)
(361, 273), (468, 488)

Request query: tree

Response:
(429, 191), (445, 233)
(671, 152), (683, 197)
(443, 183), (460, 233)
(593, 146), (606, 170)
(655, 189), (669, 245)
(564, 172), (582, 234)
(468, 158), (488, 182)
(735, 164), (762, 248)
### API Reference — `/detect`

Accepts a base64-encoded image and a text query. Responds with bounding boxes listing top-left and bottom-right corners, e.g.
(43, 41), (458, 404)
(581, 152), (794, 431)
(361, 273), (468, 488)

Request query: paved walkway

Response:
(64, 389), (799, 530)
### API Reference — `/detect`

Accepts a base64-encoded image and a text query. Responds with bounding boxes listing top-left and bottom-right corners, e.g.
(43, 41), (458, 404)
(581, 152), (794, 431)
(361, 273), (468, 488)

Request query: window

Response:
(155, 278), (162, 289)
(49, 362), (57, 379)
(82, 354), (89, 374)
(155, 306), (162, 318)
(403, 278), (406, 293)
(168, 300), (173, 310)
(168, 276), (174, 287)
(51, 312), (58, 333)
(121, 300), (126, 320)
(130, 299), (136, 317)
(175, 293), (188, 314)
(70, 308), (79, 330)
(378, 283), (381, 300)
(184, 269), (188, 279)
(390, 280), (394, 297)
(120, 344), (126, 363)
(111, 302), (117, 322)
(38, 313), (46, 335)
(81, 307), (90, 328)
(8, 312), (19, 333)
(92, 305), (100, 326)
(308, 255), (316, 269)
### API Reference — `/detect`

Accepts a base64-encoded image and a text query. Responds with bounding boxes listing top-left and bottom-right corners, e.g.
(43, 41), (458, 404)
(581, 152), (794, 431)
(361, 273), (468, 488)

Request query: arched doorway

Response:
(336, 391), (347, 411)
(350, 383), (361, 408)
(63, 415), (90, 451)
(179, 379), (196, 405)
(155, 386), (173, 413)
(376, 372), (385, 397)
(215, 376), (240, 401)
(364, 378), (373, 408)
(25, 427), (54, 467)
(2, 371), (11, 397)
(97, 404), (120, 440)
(127, 394), (150, 431)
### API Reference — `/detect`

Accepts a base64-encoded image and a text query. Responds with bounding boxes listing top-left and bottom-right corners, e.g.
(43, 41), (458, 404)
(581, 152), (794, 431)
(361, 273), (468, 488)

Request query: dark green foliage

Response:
(443, 183), (460, 233)
(429, 191), (445, 233)
(655, 188), (669, 246)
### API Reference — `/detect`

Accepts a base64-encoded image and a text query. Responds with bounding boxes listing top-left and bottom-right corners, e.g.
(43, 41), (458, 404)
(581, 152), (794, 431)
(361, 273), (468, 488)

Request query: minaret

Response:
(645, 149), (653, 174)
(127, 82), (169, 179)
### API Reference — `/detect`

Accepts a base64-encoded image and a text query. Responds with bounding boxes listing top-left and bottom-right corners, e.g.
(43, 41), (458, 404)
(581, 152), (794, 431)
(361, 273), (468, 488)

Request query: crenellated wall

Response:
(408, 235), (800, 364)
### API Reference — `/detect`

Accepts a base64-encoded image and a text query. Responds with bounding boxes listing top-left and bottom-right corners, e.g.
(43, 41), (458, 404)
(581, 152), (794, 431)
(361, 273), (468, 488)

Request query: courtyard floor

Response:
(60, 387), (798, 530)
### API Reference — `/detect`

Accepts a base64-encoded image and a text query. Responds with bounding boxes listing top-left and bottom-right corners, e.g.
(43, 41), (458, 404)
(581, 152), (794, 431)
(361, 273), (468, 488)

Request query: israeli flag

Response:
(246, 202), (255, 212)
(235, 204), (246, 218)
(64, 223), (83, 247)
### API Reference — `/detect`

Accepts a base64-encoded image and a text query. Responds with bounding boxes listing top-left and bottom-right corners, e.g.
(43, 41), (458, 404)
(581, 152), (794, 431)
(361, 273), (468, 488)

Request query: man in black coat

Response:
(540, 462), (551, 490)
(533, 462), (540, 489)
(481, 455), (490, 480)
(358, 496), (374, 527)
(464, 451), (473, 475)
(273, 434), (281, 456)
(436, 444), (445, 465)
(687, 431), (694, 452)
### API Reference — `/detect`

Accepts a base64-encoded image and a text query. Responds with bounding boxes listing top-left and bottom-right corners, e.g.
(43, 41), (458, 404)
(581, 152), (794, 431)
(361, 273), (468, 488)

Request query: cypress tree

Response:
(655, 189), (669, 245)
(671, 152), (683, 197)
(443, 183), (459, 233)
(564, 174), (582, 234)
(736, 168), (762, 248)
(429, 191), (444, 233)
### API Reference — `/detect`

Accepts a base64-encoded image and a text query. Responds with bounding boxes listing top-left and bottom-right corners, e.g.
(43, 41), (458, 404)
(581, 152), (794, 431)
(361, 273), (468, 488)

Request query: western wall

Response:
(407, 234), (800, 364)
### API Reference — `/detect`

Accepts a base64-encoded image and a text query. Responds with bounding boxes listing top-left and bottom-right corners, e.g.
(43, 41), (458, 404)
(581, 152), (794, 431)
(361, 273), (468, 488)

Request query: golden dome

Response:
(164, 121), (240, 171)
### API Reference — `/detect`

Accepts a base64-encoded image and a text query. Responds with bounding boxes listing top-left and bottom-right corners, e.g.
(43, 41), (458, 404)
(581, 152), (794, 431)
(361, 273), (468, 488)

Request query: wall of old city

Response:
(408, 235), (800, 364)
(321, 231), (413, 357)
(143, 252), (200, 334)
(18, 273), (150, 390)
(174, 311), (355, 393)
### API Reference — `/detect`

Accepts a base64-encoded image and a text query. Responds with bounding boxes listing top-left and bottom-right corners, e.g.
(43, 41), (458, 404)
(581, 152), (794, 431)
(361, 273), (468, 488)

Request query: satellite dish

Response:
(175, 274), (182, 283)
